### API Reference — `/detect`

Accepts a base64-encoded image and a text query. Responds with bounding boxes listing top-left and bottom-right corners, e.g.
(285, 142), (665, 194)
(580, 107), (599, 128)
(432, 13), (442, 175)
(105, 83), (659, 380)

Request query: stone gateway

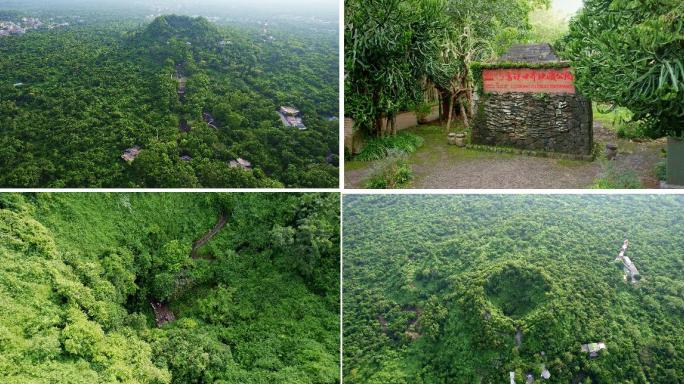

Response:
(472, 44), (593, 157)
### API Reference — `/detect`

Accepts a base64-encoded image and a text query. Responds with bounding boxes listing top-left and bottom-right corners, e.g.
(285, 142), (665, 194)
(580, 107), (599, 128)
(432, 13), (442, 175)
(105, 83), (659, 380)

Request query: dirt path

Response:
(176, 63), (189, 132)
(191, 213), (228, 259)
(345, 164), (376, 189)
(593, 123), (664, 188)
(410, 147), (600, 189)
(147, 213), (227, 327)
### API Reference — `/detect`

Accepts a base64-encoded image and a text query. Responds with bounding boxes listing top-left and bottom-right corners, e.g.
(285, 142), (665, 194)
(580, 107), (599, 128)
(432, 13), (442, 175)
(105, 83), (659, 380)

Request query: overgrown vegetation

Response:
(0, 4), (338, 187)
(364, 152), (414, 189)
(593, 104), (649, 140)
(344, 195), (684, 383)
(561, 0), (684, 138)
(0, 192), (340, 383)
(592, 163), (643, 189)
(345, 0), (549, 136)
(355, 133), (424, 162)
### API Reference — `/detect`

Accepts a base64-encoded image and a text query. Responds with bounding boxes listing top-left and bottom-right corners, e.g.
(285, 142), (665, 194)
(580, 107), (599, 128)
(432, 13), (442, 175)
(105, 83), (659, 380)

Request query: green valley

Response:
(0, 192), (340, 383)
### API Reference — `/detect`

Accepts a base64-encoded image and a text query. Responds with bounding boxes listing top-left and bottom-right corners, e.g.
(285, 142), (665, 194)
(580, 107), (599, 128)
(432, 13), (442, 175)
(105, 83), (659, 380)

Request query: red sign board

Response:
(482, 68), (576, 94)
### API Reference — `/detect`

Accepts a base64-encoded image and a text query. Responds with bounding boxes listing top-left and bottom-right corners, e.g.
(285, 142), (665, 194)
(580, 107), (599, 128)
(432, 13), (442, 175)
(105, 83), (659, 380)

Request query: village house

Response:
(0, 21), (25, 35)
(229, 158), (252, 170)
(581, 342), (606, 358)
(0, 17), (48, 36)
(121, 146), (141, 162)
(277, 106), (307, 130)
(541, 365), (551, 380)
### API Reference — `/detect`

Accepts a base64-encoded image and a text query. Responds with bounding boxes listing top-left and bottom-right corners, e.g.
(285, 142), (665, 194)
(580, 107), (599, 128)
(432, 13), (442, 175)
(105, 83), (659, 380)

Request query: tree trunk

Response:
(390, 115), (397, 135)
(446, 95), (456, 132)
(438, 91), (444, 121)
(460, 97), (469, 128)
(375, 116), (383, 138)
(441, 92), (451, 123)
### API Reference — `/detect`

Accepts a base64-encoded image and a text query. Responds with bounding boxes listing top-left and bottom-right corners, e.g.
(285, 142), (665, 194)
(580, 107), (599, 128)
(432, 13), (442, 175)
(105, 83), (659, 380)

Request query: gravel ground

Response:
(345, 123), (665, 189)
(409, 152), (600, 189)
(345, 164), (376, 189)
(593, 124), (665, 188)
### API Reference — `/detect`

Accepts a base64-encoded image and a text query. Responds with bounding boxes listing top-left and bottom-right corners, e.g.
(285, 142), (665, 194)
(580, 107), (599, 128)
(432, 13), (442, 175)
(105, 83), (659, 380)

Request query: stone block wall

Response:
(344, 118), (365, 155)
(472, 93), (593, 155)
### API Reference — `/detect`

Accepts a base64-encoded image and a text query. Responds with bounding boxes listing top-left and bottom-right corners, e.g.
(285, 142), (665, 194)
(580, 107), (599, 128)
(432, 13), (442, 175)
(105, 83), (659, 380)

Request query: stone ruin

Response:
(472, 44), (593, 158)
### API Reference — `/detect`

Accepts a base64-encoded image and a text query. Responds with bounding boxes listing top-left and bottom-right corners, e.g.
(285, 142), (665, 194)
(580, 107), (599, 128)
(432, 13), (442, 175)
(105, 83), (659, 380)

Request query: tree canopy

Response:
(0, 192), (340, 383)
(561, 0), (684, 138)
(0, 7), (339, 187)
(344, 195), (684, 383)
(344, 0), (548, 135)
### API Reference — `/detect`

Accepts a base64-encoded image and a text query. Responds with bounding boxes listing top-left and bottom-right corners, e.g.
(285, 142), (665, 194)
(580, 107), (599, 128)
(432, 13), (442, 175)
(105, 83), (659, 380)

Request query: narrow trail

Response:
(191, 213), (228, 259)
(515, 326), (522, 349)
(176, 63), (189, 133)
(150, 213), (228, 327)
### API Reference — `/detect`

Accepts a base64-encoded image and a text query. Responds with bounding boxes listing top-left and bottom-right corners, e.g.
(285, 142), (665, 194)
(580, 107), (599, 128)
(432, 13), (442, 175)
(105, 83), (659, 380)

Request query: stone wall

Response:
(344, 118), (365, 155)
(472, 93), (593, 155)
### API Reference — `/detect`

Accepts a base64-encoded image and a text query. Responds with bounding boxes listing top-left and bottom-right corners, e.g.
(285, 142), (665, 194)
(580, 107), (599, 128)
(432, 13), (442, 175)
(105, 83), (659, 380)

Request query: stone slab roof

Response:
(499, 43), (561, 64)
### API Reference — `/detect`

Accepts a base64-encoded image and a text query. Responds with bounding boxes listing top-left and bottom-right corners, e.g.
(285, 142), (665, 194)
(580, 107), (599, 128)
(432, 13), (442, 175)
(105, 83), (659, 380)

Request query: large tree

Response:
(345, 0), (548, 135)
(345, 0), (450, 137)
(432, 0), (548, 130)
(561, 0), (684, 138)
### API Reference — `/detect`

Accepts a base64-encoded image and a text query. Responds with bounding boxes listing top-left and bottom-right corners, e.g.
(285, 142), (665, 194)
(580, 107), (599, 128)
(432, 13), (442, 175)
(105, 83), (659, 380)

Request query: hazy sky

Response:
(551, 0), (584, 15)
(0, 0), (339, 16)
(145, 0), (338, 12)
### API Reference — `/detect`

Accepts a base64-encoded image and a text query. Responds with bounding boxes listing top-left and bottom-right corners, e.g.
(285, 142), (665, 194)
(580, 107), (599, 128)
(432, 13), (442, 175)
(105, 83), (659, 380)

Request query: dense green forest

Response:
(0, 5), (339, 187)
(0, 192), (340, 382)
(344, 195), (684, 383)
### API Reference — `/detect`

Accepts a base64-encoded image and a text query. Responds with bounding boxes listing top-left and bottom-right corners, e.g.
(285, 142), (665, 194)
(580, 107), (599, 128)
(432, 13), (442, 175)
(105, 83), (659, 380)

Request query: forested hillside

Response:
(0, 9), (338, 187)
(0, 192), (339, 383)
(344, 195), (684, 383)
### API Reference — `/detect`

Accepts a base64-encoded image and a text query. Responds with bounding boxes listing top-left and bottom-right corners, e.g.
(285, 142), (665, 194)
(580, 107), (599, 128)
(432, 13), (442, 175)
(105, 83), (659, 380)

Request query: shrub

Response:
(592, 164), (642, 189)
(616, 120), (649, 140)
(415, 102), (434, 121)
(365, 152), (414, 189)
(355, 133), (424, 162)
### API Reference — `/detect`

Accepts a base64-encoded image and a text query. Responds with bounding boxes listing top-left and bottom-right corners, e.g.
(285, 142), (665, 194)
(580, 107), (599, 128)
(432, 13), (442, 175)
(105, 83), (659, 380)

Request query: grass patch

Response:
(355, 133), (425, 161)
(592, 163), (643, 189)
(344, 161), (368, 171)
(364, 152), (413, 189)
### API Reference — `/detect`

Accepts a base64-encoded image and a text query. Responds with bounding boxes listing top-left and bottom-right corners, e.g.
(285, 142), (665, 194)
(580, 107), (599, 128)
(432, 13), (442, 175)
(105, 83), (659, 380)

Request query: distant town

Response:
(0, 16), (76, 37)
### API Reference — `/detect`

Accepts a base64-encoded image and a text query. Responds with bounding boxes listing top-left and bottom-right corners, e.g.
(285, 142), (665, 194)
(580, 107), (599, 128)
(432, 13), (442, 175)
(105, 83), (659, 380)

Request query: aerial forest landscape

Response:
(0, 0), (339, 188)
(343, 194), (684, 383)
(0, 192), (340, 383)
